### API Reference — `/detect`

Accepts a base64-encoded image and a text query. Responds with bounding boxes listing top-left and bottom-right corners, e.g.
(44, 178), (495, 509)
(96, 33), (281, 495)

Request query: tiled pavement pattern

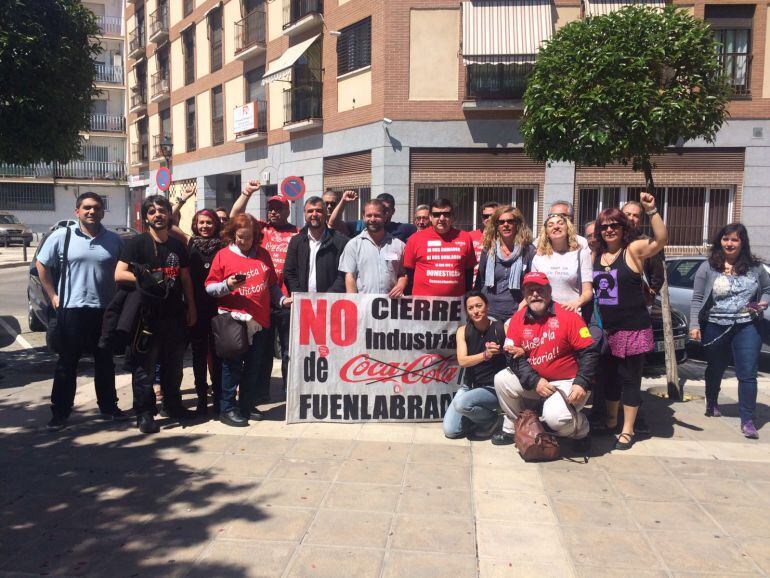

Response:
(2, 368), (770, 577)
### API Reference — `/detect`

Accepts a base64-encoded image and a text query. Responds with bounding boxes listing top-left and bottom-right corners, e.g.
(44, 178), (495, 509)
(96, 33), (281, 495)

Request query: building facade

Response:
(0, 0), (129, 233)
(125, 0), (770, 256)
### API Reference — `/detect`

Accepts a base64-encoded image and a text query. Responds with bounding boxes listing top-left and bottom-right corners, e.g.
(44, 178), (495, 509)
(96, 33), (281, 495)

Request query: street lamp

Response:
(159, 135), (173, 167)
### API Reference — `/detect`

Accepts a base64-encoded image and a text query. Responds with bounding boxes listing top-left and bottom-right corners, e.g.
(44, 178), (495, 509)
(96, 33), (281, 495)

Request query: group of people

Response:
(38, 182), (767, 444)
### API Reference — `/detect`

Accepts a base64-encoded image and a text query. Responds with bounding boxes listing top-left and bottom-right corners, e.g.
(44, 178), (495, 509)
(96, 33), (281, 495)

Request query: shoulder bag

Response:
(514, 390), (578, 462)
(46, 227), (72, 354)
(211, 312), (250, 360)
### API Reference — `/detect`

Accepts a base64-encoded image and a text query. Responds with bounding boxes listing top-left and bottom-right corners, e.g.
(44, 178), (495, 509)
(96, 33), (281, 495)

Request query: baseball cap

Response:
(522, 272), (550, 287)
(267, 195), (289, 206)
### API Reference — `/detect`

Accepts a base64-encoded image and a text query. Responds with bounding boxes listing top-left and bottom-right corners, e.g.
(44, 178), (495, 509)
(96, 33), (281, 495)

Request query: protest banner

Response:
(286, 293), (464, 423)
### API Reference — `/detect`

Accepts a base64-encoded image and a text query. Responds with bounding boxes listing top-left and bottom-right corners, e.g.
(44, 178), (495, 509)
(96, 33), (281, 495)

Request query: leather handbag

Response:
(46, 227), (72, 354)
(514, 390), (578, 462)
(210, 312), (249, 360)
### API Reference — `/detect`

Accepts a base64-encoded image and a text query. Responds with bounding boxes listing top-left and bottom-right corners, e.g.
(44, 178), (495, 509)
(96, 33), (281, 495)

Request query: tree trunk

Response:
(642, 159), (680, 399)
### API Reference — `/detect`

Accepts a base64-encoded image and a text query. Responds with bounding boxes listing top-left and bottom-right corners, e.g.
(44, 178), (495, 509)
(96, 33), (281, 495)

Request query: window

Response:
(245, 67), (265, 103)
(0, 183), (55, 211)
(415, 184), (538, 232)
(186, 97), (196, 152)
(182, 27), (195, 86)
(707, 5), (754, 97)
(212, 85), (224, 145)
(183, 0), (194, 17)
(81, 145), (109, 162)
(91, 100), (108, 115)
(99, 195), (111, 212)
(466, 57), (535, 100)
(666, 259), (703, 289)
(159, 107), (171, 137)
(577, 185), (733, 246)
(209, 7), (223, 73)
(337, 17), (371, 76)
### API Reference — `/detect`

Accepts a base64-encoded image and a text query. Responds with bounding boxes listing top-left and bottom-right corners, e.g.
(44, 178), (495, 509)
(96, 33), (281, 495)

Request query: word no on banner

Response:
(287, 293), (465, 423)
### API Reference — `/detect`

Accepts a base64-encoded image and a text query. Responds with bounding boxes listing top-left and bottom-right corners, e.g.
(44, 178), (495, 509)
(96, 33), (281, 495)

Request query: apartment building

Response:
(0, 0), (129, 233)
(125, 0), (770, 256)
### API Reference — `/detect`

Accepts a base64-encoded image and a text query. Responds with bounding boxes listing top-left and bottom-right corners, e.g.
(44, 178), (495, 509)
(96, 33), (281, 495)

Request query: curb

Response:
(0, 262), (28, 270)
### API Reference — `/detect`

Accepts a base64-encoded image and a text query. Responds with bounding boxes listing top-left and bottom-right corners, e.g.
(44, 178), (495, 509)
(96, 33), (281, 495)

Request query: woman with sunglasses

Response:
(531, 213), (593, 313)
(593, 192), (666, 450)
(690, 223), (769, 439)
(474, 206), (534, 322)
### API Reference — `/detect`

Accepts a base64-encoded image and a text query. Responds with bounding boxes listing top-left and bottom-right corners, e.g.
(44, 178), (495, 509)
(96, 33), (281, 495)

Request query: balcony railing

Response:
(719, 52), (752, 97)
(132, 141), (149, 164)
(283, 82), (322, 125)
(130, 88), (147, 110)
(128, 26), (145, 57)
(235, 8), (266, 54)
(152, 134), (172, 159)
(0, 161), (126, 180)
(89, 114), (126, 133)
(95, 63), (124, 84)
(151, 71), (170, 99)
(283, 0), (322, 28)
(465, 58), (535, 101)
(96, 15), (123, 36)
(149, 4), (169, 42)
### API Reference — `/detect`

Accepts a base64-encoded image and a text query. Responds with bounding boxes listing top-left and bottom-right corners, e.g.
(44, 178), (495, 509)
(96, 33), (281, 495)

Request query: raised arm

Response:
(172, 185), (196, 220)
(327, 190), (356, 235)
(629, 191), (667, 261)
(231, 179), (261, 218)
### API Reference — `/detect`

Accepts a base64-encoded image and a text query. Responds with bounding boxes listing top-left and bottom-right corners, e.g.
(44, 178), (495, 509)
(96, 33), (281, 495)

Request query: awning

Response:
(584, 0), (665, 17)
(462, 0), (554, 65)
(262, 34), (321, 85)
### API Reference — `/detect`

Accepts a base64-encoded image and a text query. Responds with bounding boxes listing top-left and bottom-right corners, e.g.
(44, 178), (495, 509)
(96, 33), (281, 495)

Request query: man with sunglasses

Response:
(469, 202), (498, 273)
(404, 198), (476, 297)
(323, 189), (340, 218)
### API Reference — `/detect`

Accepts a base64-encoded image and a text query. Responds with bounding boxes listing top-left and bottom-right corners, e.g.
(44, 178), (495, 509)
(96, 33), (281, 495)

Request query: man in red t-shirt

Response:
(492, 272), (597, 449)
(404, 198), (476, 297)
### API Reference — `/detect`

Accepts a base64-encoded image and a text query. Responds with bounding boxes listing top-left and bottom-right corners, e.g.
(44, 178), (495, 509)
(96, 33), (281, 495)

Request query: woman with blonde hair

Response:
(531, 213), (593, 312)
(473, 205), (535, 321)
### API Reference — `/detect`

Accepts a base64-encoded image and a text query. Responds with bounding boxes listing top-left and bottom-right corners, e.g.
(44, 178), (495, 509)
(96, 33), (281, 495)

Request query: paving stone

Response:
(685, 478), (763, 506)
(187, 540), (295, 577)
(209, 454), (280, 477)
(399, 487), (472, 517)
(473, 466), (543, 494)
(224, 506), (314, 541)
(562, 527), (660, 569)
(391, 515), (476, 554)
(183, 433), (243, 453)
(357, 423), (415, 443)
(657, 457), (739, 479)
(727, 459), (770, 479)
(626, 500), (719, 532)
(304, 509), (393, 548)
(646, 531), (757, 574)
(226, 436), (296, 455)
(611, 473), (691, 502)
(703, 502), (770, 536)
(742, 537), (770, 573)
(286, 545), (383, 578)
(349, 440), (412, 462)
(573, 567), (668, 578)
(405, 462), (471, 490)
(409, 443), (471, 466)
(475, 491), (556, 524)
(477, 520), (566, 563)
(322, 482), (401, 512)
(542, 468), (616, 500)
(285, 438), (355, 460)
(250, 479), (330, 508)
(592, 455), (669, 477)
(301, 423), (363, 440)
(268, 458), (343, 482)
(480, 559), (575, 578)
(336, 459), (405, 485)
(552, 497), (634, 529)
(384, 551), (477, 578)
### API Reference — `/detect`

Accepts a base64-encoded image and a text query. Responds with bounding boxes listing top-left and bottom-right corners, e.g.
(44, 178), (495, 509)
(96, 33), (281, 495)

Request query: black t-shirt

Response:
(120, 233), (190, 317)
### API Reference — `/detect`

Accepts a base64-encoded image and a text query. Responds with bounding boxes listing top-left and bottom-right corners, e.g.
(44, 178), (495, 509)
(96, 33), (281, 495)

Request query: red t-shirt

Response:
(505, 303), (593, 382)
(260, 223), (298, 296)
(404, 227), (476, 297)
(205, 245), (278, 329)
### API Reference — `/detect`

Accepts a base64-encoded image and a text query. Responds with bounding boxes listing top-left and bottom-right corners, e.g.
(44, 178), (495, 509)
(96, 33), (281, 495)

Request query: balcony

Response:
(719, 52), (752, 98)
(283, 82), (322, 131)
(0, 161), (125, 181)
(462, 58), (535, 110)
(150, 71), (170, 102)
(234, 8), (266, 60)
(234, 100), (267, 142)
(89, 114), (126, 133)
(152, 134), (173, 160)
(148, 5), (169, 44)
(131, 142), (149, 165)
(96, 16), (123, 37)
(129, 88), (147, 113)
(128, 26), (145, 58)
(95, 63), (124, 85)
(283, 0), (323, 37)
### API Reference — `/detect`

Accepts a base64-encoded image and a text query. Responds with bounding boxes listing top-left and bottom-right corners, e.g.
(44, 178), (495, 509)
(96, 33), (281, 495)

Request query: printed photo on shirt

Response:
(594, 270), (618, 305)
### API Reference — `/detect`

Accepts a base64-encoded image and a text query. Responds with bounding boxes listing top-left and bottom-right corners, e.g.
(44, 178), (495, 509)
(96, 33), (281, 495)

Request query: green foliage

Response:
(521, 6), (731, 172)
(0, 0), (101, 164)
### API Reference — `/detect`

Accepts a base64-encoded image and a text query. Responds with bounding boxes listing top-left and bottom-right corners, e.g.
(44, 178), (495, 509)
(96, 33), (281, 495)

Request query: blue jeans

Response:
(221, 329), (271, 415)
(442, 384), (500, 439)
(703, 321), (762, 423)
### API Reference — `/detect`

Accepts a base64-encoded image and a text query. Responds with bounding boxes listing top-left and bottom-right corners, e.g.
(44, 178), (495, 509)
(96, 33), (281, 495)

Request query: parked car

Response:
(0, 211), (33, 246)
(647, 300), (689, 367)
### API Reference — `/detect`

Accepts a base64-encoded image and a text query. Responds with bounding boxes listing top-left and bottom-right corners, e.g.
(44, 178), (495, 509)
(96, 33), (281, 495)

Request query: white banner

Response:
(286, 293), (465, 423)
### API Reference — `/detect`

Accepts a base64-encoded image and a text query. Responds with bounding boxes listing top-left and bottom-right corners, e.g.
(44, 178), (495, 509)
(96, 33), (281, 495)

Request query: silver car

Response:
(0, 211), (33, 246)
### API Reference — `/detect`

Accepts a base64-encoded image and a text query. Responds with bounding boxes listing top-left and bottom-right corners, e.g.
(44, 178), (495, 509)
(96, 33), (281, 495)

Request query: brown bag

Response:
(514, 390), (578, 462)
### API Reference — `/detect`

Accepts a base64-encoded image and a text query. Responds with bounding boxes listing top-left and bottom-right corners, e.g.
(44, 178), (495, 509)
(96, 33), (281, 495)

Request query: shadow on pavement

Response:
(0, 315), (23, 349)
(0, 398), (268, 576)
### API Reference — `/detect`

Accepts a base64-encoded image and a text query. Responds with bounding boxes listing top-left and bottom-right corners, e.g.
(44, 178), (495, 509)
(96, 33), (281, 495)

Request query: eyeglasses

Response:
(598, 222), (622, 232)
(431, 211), (452, 219)
(547, 212), (568, 220)
(415, 216), (429, 221)
(325, 202), (337, 209)
(497, 218), (517, 226)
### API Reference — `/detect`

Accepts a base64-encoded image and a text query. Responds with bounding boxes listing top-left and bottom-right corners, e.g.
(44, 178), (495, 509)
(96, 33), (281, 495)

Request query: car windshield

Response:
(0, 215), (21, 224)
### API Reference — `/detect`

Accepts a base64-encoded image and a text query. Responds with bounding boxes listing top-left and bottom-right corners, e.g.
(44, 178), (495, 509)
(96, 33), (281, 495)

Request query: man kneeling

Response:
(493, 272), (596, 452)
(443, 291), (507, 439)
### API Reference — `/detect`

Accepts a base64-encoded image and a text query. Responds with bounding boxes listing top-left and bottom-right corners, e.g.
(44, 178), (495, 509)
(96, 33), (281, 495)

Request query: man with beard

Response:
(284, 196), (348, 294)
(492, 272), (596, 451)
(339, 199), (407, 296)
(115, 195), (197, 433)
(328, 191), (417, 243)
(413, 205), (430, 231)
(230, 180), (299, 400)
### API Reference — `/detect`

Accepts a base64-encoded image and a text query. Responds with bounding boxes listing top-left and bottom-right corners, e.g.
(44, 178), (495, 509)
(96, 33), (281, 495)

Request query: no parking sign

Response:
(280, 176), (305, 201)
(156, 167), (172, 192)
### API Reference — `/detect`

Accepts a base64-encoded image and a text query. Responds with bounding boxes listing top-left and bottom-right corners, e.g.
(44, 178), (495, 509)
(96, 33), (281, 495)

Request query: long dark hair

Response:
(595, 207), (639, 253)
(708, 223), (761, 276)
(191, 209), (221, 237)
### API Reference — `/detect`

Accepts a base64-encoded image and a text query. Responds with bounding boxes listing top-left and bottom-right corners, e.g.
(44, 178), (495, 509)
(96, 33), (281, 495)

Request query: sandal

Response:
(614, 432), (635, 451)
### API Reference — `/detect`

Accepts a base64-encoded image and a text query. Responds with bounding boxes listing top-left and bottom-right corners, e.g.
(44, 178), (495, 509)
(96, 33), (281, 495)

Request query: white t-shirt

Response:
(531, 246), (593, 305)
(307, 235), (323, 292)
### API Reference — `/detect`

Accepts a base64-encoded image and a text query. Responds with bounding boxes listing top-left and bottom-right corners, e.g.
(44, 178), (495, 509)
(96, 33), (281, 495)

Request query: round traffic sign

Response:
(280, 176), (306, 201)
(156, 167), (172, 192)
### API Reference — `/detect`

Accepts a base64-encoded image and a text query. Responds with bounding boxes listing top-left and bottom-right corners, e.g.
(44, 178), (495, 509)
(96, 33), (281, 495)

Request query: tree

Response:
(521, 5), (731, 397)
(0, 0), (101, 165)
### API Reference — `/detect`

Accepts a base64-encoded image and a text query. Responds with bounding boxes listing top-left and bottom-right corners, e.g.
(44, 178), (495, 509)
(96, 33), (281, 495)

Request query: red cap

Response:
(267, 195), (289, 206)
(522, 272), (550, 287)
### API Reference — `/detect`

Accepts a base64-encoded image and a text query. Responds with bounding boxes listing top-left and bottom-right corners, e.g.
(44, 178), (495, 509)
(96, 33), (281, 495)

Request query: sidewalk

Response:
(1, 363), (769, 577)
(0, 243), (35, 269)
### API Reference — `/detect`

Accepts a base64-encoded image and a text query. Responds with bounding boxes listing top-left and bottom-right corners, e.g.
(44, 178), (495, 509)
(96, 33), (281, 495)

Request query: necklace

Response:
(601, 249), (622, 272)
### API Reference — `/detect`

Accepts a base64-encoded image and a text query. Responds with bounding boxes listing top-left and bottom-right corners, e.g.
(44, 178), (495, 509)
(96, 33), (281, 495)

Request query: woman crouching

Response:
(205, 214), (292, 427)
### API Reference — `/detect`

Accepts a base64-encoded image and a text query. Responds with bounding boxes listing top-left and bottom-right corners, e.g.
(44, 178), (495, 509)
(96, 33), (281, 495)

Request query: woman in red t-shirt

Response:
(205, 214), (292, 427)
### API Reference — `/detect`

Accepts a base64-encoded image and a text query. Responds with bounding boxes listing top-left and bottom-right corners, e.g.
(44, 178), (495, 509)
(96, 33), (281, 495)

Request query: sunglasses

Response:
(547, 212), (568, 220)
(481, 213), (495, 220)
(431, 211), (452, 218)
(497, 218), (517, 226)
(598, 222), (622, 232)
